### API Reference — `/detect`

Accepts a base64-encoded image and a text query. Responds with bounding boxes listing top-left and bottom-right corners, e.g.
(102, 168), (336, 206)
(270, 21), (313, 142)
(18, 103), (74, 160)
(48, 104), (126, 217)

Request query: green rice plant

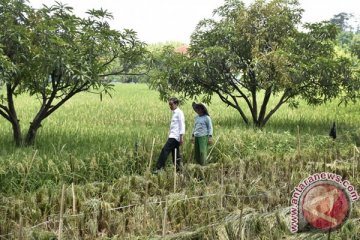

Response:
(0, 84), (359, 238)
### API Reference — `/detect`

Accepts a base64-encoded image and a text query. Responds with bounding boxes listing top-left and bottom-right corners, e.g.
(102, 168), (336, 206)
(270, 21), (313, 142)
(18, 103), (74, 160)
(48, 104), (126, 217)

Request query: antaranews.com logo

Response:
(290, 172), (359, 233)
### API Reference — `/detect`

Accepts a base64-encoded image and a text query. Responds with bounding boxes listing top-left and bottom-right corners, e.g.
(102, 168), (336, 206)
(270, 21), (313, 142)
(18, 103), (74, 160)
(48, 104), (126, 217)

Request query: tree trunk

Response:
(6, 83), (22, 146)
(255, 119), (266, 128)
(25, 121), (41, 146)
(236, 107), (249, 125)
(11, 119), (22, 146)
(23, 87), (79, 146)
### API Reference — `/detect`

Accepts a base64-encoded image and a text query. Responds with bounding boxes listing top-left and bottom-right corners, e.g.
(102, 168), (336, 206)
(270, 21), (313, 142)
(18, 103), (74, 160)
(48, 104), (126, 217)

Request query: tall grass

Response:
(0, 84), (359, 239)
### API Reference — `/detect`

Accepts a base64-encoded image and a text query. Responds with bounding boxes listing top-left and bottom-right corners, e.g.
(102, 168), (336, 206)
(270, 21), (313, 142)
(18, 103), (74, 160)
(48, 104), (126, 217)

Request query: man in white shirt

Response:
(154, 97), (185, 173)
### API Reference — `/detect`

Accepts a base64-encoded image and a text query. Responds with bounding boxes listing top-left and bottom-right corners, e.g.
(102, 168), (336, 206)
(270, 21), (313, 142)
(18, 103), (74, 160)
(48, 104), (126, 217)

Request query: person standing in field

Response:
(191, 102), (213, 165)
(154, 97), (185, 173)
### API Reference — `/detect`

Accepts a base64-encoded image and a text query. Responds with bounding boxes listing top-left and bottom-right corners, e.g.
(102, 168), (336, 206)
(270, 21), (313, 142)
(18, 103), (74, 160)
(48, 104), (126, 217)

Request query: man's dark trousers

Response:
(156, 138), (182, 171)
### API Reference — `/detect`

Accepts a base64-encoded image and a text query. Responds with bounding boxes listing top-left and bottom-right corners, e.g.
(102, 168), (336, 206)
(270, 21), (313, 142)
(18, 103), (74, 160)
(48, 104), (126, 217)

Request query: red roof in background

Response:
(175, 45), (188, 54)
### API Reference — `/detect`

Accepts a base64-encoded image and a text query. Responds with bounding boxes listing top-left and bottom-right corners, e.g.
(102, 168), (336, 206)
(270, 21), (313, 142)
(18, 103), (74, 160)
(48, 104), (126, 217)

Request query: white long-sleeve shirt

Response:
(168, 107), (185, 142)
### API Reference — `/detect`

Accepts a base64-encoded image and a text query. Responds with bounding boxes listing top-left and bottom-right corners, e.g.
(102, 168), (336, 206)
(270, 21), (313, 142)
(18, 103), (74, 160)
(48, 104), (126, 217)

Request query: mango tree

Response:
(150, 0), (360, 127)
(0, 0), (146, 146)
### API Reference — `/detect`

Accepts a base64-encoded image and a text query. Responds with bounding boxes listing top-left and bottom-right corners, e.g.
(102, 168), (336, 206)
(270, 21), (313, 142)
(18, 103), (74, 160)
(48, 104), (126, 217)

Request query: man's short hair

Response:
(169, 97), (179, 105)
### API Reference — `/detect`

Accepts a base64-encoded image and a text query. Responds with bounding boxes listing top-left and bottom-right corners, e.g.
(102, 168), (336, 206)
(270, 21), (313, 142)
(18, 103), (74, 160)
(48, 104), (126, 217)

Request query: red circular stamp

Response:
(300, 182), (350, 231)
(291, 173), (359, 233)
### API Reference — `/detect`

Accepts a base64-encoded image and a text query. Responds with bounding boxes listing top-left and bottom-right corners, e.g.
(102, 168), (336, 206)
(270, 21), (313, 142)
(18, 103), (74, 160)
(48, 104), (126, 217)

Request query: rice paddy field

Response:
(0, 83), (359, 239)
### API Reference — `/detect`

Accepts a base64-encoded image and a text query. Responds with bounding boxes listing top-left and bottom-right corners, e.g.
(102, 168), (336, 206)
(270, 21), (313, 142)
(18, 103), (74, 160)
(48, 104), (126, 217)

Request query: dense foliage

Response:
(0, 0), (146, 145)
(150, 0), (360, 127)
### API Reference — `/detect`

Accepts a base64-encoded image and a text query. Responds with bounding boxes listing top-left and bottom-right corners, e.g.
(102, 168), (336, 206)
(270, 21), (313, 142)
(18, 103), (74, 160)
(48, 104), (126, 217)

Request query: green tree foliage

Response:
(150, 0), (360, 127)
(112, 42), (186, 83)
(350, 34), (360, 59)
(0, 0), (146, 146)
(337, 31), (354, 46)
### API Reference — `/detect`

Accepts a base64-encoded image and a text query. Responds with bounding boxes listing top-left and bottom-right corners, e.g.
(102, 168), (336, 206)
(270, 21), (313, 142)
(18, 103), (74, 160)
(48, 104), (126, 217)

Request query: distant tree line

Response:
(330, 12), (360, 59)
(111, 41), (186, 83)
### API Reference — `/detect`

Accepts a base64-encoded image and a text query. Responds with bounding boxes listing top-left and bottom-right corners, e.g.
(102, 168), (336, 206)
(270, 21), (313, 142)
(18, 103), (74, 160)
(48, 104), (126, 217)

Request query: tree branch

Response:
(11, 82), (19, 92)
(192, 74), (250, 124)
(43, 80), (90, 119)
(101, 54), (118, 69)
(99, 71), (146, 78)
(262, 89), (293, 126)
(229, 75), (253, 113)
(6, 83), (18, 122)
(0, 104), (10, 115)
(211, 87), (249, 125)
(257, 85), (273, 125)
(0, 108), (11, 122)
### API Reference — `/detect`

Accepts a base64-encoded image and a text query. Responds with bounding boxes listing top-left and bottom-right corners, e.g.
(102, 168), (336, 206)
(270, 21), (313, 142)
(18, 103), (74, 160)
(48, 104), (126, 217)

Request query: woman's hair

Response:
(195, 104), (209, 116)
